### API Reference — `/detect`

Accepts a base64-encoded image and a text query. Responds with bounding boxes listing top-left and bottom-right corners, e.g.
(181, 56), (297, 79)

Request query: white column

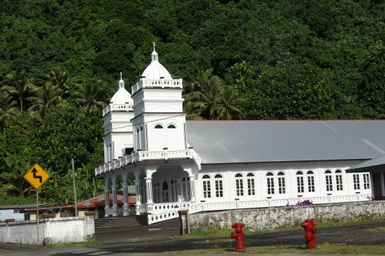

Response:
(178, 179), (183, 202)
(104, 177), (110, 217)
(145, 177), (153, 204)
(189, 175), (196, 203)
(381, 172), (385, 197)
(135, 172), (142, 205)
(135, 172), (141, 215)
(111, 176), (118, 217)
(122, 174), (129, 216)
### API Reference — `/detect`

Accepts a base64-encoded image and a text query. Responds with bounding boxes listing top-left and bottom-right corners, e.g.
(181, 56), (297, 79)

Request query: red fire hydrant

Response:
(231, 222), (246, 252)
(301, 219), (317, 249)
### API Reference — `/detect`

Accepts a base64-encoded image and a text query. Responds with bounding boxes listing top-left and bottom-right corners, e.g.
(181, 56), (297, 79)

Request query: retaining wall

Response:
(188, 201), (385, 230)
(0, 217), (95, 245)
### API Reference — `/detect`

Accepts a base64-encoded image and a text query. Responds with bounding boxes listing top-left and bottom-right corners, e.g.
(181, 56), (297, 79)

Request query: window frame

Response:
(235, 173), (244, 196)
(202, 175), (211, 198)
(325, 170), (333, 192)
(277, 172), (286, 194)
(214, 174), (223, 198)
(266, 172), (275, 195)
(296, 171), (304, 193)
(353, 173), (360, 190)
(247, 173), (255, 196)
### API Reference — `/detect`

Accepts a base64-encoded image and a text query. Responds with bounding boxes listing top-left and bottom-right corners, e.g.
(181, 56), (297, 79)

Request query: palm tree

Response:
(211, 88), (243, 120)
(4, 70), (35, 112)
(74, 79), (108, 114)
(46, 71), (69, 99)
(185, 69), (243, 120)
(0, 89), (18, 129)
(1, 155), (30, 197)
(28, 82), (64, 119)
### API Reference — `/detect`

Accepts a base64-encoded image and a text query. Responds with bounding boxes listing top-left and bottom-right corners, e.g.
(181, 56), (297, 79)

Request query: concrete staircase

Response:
(95, 215), (147, 229)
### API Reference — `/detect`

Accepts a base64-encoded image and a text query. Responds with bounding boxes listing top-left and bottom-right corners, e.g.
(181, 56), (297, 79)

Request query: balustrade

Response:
(132, 79), (183, 94)
(95, 149), (193, 175)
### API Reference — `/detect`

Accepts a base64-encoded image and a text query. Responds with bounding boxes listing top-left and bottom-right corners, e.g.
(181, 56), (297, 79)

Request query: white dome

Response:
(110, 77), (133, 105)
(110, 87), (133, 105)
(141, 49), (172, 80)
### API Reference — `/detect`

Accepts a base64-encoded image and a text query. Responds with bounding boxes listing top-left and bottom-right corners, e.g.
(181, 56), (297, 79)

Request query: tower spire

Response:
(119, 72), (125, 89)
(151, 42), (158, 61)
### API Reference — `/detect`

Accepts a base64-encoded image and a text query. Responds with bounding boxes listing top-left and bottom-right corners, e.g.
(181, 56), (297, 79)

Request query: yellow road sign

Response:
(24, 163), (49, 190)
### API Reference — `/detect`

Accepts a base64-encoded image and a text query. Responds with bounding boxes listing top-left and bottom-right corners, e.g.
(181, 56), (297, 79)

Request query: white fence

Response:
(146, 193), (371, 225)
(0, 217), (95, 245)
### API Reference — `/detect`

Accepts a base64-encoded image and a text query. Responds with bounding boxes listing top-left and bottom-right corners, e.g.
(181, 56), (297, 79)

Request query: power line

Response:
(106, 113), (186, 132)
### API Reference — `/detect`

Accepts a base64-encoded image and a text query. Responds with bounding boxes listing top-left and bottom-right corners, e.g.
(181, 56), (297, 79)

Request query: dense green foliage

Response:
(0, 0), (384, 204)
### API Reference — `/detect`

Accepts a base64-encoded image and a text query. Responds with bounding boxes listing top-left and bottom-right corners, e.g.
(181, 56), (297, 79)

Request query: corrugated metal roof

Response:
(186, 120), (385, 164)
(347, 154), (385, 172)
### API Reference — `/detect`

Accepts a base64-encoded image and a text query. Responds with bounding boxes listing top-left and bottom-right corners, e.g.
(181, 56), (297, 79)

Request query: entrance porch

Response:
(103, 163), (196, 224)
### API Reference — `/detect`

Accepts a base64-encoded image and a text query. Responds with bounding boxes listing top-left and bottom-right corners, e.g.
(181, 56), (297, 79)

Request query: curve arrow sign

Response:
(31, 168), (43, 183)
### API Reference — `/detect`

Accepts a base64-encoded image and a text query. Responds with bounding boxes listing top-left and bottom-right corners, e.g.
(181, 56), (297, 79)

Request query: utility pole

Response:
(72, 158), (78, 217)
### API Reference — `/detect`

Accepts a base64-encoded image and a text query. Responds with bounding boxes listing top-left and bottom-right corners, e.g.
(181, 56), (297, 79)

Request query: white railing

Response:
(102, 104), (133, 116)
(148, 202), (191, 213)
(131, 79), (183, 94)
(147, 201), (191, 225)
(94, 149), (193, 176)
(146, 193), (372, 225)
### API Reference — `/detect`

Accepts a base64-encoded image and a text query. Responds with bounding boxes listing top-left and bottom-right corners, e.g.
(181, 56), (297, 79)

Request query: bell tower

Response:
(103, 73), (134, 162)
(131, 43), (187, 152)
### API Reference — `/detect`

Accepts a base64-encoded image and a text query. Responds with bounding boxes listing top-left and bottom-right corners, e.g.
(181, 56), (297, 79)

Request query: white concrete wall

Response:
(195, 161), (371, 204)
(188, 201), (385, 230)
(103, 110), (134, 162)
(0, 217), (94, 245)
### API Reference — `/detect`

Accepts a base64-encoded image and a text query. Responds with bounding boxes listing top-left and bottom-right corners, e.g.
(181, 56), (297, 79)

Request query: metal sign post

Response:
(36, 189), (39, 242)
(24, 163), (49, 243)
(71, 158), (78, 216)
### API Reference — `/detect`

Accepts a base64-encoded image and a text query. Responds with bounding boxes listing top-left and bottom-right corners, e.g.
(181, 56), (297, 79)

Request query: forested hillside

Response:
(1, 0), (384, 204)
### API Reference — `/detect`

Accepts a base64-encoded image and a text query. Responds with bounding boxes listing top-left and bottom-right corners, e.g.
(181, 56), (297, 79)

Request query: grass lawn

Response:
(165, 243), (385, 254)
(170, 218), (385, 254)
(176, 217), (385, 239)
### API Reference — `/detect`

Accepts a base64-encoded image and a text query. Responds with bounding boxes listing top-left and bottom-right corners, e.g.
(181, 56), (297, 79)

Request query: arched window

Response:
(155, 124), (164, 129)
(235, 173), (244, 196)
(162, 182), (169, 202)
(266, 172), (274, 195)
(202, 175), (211, 198)
(278, 172), (286, 194)
(167, 124), (176, 129)
(296, 171), (304, 193)
(325, 170), (333, 192)
(182, 177), (187, 201)
(307, 171), (315, 192)
(170, 180), (175, 201)
(152, 182), (158, 203)
(214, 174), (223, 197)
(335, 170), (343, 191)
(247, 173), (255, 196)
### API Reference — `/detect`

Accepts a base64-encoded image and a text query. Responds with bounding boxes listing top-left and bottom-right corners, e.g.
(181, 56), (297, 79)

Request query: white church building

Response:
(95, 45), (385, 225)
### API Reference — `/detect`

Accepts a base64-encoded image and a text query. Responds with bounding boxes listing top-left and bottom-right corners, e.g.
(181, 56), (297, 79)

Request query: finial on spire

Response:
(151, 42), (158, 61)
(118, 72), (125, 89)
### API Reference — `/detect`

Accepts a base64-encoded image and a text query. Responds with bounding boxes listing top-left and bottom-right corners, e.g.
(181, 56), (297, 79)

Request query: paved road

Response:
(2, 221), (385, 255)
